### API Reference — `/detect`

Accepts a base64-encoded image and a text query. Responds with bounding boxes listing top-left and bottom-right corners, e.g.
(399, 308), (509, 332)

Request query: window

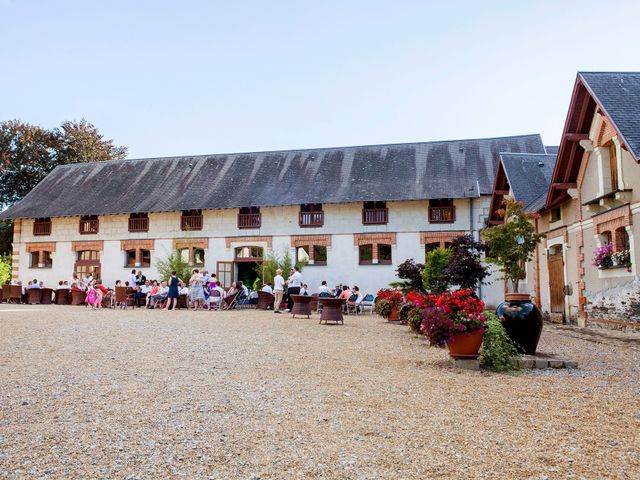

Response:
(362, 201), (388, 224)
(359, 244), (373, 264)
(429, 199), (455, 223)
(29, 251), (39, 268)
(141, 249), (151, 267)
(299, 204), (324, 227)
(43, 251), (53, 268)
(77, 250), (100, 261)
(179, 248), (190, 263)
(313, 245), (327, 265)
(33, 218), (51, 236)
(550, 207), (561, 223)
(79, 215), (99, 234)
(238, 207), (261, 229)
(235, 246), (263, 260)
(614, 227), (629, 251)
(129, 213), (149, 232)
(194, 248), (205, 267)
(378, 244), (392, 264)
(601, 231), (612, 245)
(125, 250), (136, 268)
(296, 246), (310, 264)
(181, 210), (203, 231)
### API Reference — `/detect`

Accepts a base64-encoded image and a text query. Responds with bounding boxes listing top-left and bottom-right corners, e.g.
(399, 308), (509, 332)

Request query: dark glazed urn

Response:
(496, 294), (543, 354)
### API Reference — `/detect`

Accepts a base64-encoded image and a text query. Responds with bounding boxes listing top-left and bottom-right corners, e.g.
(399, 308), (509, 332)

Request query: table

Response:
(319, 298), (346, 325)
(257, 291), (275, 310)
(290, 294), (312, 318)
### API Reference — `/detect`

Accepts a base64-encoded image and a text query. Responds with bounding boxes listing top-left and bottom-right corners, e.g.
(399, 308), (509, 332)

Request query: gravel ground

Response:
(0, 305), (638, 479)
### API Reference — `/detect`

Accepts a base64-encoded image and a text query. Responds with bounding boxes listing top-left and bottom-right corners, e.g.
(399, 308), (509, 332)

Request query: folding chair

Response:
(360, 294), (375, 315)
(346, 294), (359, 315)
(209, 289), (222, 310)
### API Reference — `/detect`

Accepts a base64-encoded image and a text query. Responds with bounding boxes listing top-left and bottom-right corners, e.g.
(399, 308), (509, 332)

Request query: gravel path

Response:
(0, 305), (638, 479)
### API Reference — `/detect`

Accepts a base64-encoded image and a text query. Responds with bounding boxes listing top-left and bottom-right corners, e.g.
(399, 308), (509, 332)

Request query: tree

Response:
(482, 198), (545, 293)
(255, 249), (306, 286)
(156, 250), (192, 284)
(442, 234), (489, 290)
(390, 259), (425, 293)
(0, 118), (127, 207)
(0, 254), (10, 284)
(0, 221), (12, 256)
(422, 247), (452, 293)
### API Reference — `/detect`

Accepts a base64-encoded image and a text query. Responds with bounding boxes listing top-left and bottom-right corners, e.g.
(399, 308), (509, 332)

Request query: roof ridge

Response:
(54, 133), (543, 168)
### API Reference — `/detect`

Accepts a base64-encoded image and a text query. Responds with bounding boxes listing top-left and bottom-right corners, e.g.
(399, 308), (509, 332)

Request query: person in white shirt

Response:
(179, 282), (189, 295)
(261, 283), (273, 294)
(286, 266), (302, 311)
(299, 284), (308, 296)
(208, 281), (226, 310)
(318, 281), (331, 295)
(273, 269), (285, 314)
(127, 269), (138, 288)
(353, 285), (364, 305)
(83, 274), (93, 287)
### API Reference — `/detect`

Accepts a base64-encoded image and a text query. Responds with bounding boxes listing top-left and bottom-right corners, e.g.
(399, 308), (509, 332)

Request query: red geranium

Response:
(376, 288), (404, 308)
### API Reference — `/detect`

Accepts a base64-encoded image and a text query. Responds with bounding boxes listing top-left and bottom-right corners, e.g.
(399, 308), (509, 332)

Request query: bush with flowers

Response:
(420, 289), (487, 346)
(374, 288), (404, 319)
(403, 290), (430, 333)
(592, 242), (614, 269)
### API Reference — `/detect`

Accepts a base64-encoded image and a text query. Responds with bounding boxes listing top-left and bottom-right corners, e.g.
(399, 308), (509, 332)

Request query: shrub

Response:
(422, 247), (452, 293)
(420, 289), (486, 346)
(374, 299), (393, 318)
(0, 254), (11, 284)
(442, 234), (489, 290)
(479, 312), (518, 372)
(404, 290), (430, 333)
(256, 249), (306, 286)
(390, 259), (425, 293)
(155, 250), (191, 283)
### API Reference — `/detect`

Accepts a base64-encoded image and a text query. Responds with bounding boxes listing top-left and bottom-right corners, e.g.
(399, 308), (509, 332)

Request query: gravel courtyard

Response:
(0, 305), (638, 479)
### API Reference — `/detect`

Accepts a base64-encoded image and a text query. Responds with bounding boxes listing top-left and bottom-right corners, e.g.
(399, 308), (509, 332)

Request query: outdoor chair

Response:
(317, 291), (331, 313)
(70, 290), (86, 305)
(257, 290), (274, 310)
(360, 294), (375, 315)
(40, 288), (53, 304)
(115, 286), (134, 309)
(26, 288), (41, 304)
(55, 289), (69, 305)
(346, 294), (359, 315)
(3, 284), (21, 303)
(208, 289), (222, 310)
(177, 294), (188, 309)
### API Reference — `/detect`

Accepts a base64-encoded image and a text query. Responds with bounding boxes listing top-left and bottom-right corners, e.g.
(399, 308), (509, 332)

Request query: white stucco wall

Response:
(14, 197), (503, 303)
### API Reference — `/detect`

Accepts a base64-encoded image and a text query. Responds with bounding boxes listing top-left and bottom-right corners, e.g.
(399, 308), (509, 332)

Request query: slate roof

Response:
(0, 134), (545, 220)
(500, 153), (557, 212)
(579, 72), (640, 159)
(544, 145), (559, 155)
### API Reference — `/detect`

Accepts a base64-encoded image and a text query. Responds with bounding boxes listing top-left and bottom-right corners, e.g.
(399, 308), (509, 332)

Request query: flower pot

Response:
(496, 294), (543, 355)
(387, 306), (399, 321)
(446, 330), (484, 359)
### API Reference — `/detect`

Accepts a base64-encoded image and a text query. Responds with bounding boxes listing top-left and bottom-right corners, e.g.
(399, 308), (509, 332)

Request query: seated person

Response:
(136, 280), (150, 306)
(339, 285), (353, 300)
(146, 281), (160, 307)
(299, 283), (309, 296)
(318, 281), (331, 295)
(208, 281), (225, 309)
(223, 282), (238, 309)
(149, 281), (169, 308)
(179, 282), (189, 296)
(61, 281), (71, 289)
(261, 283), (273, 294)
(353, 285), (364, 305)
(28, 279), (41, 289)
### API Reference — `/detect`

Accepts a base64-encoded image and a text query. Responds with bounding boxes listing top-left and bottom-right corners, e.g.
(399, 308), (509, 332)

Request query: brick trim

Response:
(290, 235), (332, 247)
(419, 231), (466, 247)
(353, 233), (396, 246)
(174, 238), (208, 250)
(121, 239), (155, 251)
(72, 241), (104, 252)
(594, 204), (632, 235)
(225, 236), (273, 248)
(595, 117), (617, 147)
(26, 242), (56, 253)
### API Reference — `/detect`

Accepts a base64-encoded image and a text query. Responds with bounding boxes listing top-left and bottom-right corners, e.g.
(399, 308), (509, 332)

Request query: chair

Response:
(115, 286), (134, 309)
(40, 288), (53, 304)
(26, 288), (42, 304)
(55, 289), (69, 305)
(317, 292), (331, 313)
(178, 294), (189, 309)
(346, 294), (359, 315)
(70, 290), (86, 305)
(360, 294), (375, 315)
(310, 293), (318, 312)
(3, 284), (21, 303)
(209, 289), (223, 310)
(257, 291), (274, 310)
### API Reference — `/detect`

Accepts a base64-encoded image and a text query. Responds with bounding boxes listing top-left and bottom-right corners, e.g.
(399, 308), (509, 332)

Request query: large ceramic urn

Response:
(496, 293), (543, 355)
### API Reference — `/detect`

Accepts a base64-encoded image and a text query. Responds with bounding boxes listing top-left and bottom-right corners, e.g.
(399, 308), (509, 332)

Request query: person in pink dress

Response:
(85, 281), (97, 310)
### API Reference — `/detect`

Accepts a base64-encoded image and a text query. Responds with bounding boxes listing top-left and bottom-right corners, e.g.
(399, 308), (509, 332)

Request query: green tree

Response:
(482, 198), (545, 293)
(0, 221), (12, 256)
(0, 254), (11, 284)
(255, 249), (306, 286)
(422, 247), (452, 293)
(155, 251), (192, 284)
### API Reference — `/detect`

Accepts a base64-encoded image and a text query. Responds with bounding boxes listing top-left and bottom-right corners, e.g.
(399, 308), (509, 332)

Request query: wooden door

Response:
(548, 254), (564, 314)
(216, 261), (234, 290)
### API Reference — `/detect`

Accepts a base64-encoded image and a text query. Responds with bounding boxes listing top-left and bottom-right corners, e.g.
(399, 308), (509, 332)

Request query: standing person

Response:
(164, 271), (180, 311)
(273, 269), (285, 314)
(286, 266), (302, 312)
(189, 269), (205, 310)
(136, 270), (147, 286)
(127, 269), (138, 288)
(85, 281), (97, 310)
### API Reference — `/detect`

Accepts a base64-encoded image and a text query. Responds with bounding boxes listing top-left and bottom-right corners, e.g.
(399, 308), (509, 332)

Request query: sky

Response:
(1, 0), (639, 159)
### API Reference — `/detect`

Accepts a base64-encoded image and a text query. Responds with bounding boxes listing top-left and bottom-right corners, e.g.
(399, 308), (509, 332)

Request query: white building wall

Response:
(14, 197), (504, 305)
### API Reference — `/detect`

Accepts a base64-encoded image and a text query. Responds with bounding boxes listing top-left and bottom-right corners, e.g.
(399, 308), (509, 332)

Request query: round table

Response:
(319, 298), (346, 324)
(290, 294), (313, 318)
(257, 291), (275, 310)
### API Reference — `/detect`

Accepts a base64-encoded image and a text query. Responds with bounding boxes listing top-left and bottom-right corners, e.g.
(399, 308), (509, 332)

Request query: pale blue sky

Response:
(1, 0), (639, 158)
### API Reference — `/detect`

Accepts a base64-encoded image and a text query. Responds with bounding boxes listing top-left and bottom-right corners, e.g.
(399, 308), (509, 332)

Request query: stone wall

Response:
(585, 279), (640, 332)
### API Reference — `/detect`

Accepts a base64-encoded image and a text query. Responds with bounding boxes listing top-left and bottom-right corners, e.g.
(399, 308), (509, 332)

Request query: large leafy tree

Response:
(482, 198), (545, 293)
(0, 118), (127, 253)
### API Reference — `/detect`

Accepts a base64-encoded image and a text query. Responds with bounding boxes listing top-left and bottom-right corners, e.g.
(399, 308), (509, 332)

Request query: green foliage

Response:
(252, 277), (261, 291)
(479, 312), (519, 372)
(482, 198), (545, 293)
(155, 250), (192, 284)
(0, 254), (11, 285)
(255, 249), (306, 286)
(422, 247), (452, 293)
(406, 306), (424, 334)
(0, 119), (127, 207)
(374, 299), (392, 318)
(0, 221), (12, 256)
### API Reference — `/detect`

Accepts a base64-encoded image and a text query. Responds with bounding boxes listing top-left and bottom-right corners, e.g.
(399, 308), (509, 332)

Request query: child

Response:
(85, 281), (97, 310)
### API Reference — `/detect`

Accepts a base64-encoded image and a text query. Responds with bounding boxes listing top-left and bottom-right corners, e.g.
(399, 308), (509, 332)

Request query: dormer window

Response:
(129, 212), (149, 232)
(181, 210), (203, 231)
(238, 207), (261, 229)
(429, 199), (455, 223)
(33, 218), (51, 236)
(362, 201), (388, 225)
(79, 215), (99, 234)
(299, 203), (324, 227)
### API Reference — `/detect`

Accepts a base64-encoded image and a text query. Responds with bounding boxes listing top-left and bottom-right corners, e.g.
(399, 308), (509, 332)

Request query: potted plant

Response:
(420, 289), (487, 358)
(592, 242), (614, 269)
(375, 288), (403, 321)
(404, 290), (429, 333)
(612, 249), (632, 271)
(483, 198), (545, 354)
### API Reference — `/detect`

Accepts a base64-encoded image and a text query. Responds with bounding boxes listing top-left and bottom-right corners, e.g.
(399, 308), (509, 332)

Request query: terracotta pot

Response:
(497, 294), (543, 355)
(387, 306), (399, 321)
(447, 330), (484, 359)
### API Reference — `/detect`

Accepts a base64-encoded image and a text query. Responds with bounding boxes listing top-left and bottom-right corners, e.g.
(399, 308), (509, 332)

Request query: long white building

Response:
(1, 134), (550, 306)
